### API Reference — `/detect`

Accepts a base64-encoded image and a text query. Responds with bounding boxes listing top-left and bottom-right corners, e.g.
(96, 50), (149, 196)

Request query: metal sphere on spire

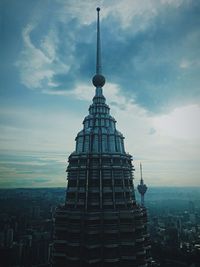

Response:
(92, 74), (105, 87)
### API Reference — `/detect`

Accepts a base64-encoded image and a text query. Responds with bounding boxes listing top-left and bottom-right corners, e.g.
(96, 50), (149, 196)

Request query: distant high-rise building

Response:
(52, 8), (151, 267)
(137, 163), (148, 207)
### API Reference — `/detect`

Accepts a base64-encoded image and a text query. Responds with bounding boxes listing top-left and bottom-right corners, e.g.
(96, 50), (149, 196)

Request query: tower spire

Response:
(96, 7), (101, 75)
(140, 162), (144, 184)
(92, 7), (106, 88)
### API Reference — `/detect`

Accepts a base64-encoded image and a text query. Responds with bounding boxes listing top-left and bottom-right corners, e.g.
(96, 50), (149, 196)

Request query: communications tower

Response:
(137, 163), (148, 206)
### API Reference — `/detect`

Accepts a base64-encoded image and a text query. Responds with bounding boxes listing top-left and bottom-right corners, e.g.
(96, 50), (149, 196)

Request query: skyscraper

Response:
(52, 8), (151, 267)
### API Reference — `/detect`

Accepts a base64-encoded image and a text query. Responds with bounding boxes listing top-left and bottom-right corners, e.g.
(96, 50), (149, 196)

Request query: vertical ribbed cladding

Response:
(66, 154), (135, 211)
(52, 7), (151, 267)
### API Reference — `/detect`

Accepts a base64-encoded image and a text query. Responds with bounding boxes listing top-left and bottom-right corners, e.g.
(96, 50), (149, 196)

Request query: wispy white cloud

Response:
(153, 104), (200, 140)
(57, 0), (188, 28)
(16, 23), (69, 89)
(0, 107), (81, 152)
(0, 151), (67, 187)
(179, 58), (200, 69)
(16, 24), (53, 88)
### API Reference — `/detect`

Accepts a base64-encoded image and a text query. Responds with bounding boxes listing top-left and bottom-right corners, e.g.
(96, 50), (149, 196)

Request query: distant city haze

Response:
(1, 0), (200, 187)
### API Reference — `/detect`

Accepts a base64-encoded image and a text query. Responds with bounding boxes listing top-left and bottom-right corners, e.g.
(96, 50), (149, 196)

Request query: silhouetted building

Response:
(52, 8), (151, 267)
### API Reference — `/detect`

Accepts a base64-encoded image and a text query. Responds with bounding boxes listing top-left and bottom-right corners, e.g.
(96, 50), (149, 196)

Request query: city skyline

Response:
(1, 0), (200, 188)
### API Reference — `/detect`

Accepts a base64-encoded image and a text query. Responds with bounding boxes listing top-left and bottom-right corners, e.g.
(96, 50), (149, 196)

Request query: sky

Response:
(0, 0), (200, 188)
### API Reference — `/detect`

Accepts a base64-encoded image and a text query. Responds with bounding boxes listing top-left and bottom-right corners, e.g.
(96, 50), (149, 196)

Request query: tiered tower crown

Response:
(75, 94), (125, 154)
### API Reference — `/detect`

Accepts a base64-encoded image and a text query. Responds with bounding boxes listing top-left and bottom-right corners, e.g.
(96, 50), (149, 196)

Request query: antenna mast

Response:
(92, 7), (106, 88)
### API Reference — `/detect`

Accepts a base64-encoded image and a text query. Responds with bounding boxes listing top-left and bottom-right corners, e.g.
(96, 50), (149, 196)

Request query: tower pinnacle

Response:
(92, 7), (106, 87)
(137, 163), (148, 206)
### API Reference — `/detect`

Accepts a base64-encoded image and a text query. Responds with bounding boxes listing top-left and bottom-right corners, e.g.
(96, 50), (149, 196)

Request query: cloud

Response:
(15, 0), (200, 114)
(153, 104), (200, 140)
(0, 151), (67, 188)
(0, 106), (81, 153)
(104, 1), (200, 113)
(16, 22), (70, 89)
